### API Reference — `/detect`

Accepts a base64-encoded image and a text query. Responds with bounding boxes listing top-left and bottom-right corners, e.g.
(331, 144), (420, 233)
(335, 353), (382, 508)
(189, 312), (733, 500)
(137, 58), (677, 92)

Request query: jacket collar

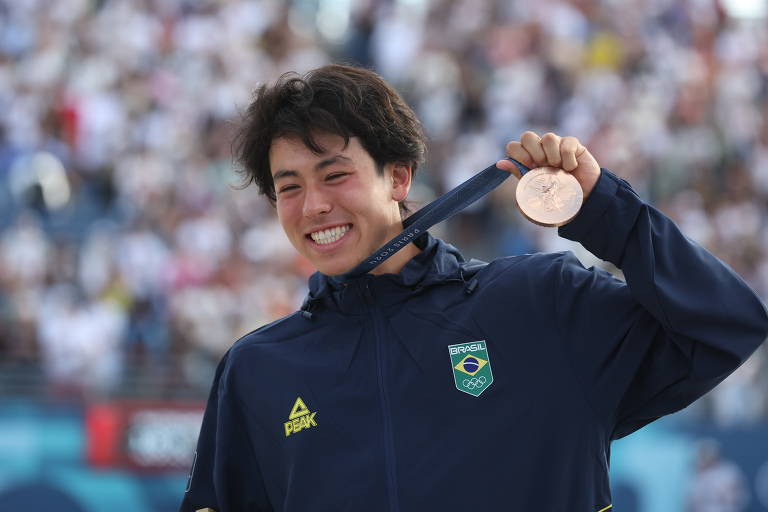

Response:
(304, 232), (467, 314)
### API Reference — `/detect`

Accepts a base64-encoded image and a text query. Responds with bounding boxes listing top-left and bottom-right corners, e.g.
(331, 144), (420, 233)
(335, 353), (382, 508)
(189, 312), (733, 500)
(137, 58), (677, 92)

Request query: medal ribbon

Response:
(341, 158), (530, 278)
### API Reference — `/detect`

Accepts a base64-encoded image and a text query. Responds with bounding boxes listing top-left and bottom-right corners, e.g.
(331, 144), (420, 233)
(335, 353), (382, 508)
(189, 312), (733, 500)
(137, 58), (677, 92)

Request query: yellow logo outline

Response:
(284, 397), (318, 437)
(288, 396), (310, 419)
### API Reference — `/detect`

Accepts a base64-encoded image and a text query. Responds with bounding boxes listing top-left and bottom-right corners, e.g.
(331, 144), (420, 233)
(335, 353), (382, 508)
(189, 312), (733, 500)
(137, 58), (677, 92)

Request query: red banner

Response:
(86, 401), (204, 471)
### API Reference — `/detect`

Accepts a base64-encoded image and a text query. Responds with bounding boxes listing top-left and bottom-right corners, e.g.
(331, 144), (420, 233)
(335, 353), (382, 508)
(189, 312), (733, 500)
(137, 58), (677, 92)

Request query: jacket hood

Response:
(301, 232), (483, 317)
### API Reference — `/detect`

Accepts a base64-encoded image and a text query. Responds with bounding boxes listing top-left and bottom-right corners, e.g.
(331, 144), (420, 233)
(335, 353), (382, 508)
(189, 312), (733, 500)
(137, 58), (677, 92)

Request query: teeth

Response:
(310, 224), (351, 245)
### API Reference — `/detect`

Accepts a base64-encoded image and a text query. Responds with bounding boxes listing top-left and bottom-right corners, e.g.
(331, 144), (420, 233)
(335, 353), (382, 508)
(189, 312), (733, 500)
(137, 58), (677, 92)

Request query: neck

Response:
(369, 241), (421, 276)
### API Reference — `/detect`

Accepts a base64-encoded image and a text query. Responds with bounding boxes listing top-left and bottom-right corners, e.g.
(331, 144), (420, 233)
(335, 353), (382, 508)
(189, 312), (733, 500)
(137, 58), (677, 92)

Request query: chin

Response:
(315, 259), (355, 276)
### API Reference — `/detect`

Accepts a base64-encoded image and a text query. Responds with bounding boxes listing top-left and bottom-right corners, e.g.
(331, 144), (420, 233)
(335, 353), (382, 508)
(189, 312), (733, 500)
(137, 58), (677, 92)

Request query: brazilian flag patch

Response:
(448, 341), (494, 397)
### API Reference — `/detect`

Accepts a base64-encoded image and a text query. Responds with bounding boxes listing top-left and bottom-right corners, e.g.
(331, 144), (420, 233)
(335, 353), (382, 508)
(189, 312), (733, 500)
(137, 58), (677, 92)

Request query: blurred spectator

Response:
(37, 280), (126, 397)
(709, 346), (767, 426)
(686, 439), (750, 512)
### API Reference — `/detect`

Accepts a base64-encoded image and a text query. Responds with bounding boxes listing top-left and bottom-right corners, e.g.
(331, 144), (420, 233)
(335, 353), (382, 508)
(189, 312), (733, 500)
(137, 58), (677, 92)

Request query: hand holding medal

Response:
(496, 131), (601, 227)
(344, 132), (602, 277)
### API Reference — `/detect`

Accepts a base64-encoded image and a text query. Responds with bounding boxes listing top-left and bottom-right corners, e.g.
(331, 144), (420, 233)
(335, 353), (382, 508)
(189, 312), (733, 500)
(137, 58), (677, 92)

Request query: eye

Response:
(326, 172), (348, 181)
(278, 184), (300, 194)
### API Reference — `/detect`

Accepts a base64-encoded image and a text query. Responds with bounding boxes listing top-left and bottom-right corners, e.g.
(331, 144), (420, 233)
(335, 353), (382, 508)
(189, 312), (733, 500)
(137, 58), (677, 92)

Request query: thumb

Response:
(575, 144), (599, 170)
(495, 159), (523, 179)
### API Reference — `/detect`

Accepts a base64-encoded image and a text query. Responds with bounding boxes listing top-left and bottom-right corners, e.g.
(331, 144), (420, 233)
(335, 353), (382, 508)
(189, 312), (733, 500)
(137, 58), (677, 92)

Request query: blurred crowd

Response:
(0, 0), (766, 425)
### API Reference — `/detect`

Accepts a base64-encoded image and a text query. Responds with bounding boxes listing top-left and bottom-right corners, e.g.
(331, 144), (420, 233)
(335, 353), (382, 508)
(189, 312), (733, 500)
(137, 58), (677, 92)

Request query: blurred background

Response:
(1, 0), (767, 510)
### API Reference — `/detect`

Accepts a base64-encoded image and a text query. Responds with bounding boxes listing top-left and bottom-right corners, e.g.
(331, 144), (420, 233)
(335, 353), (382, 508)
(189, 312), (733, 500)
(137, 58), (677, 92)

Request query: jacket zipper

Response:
(363, 281), (400, 512)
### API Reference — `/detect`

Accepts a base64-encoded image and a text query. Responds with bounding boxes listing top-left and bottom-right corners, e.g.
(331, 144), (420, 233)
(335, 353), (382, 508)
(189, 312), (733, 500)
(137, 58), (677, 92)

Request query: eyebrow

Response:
(272, 154), (352, 182)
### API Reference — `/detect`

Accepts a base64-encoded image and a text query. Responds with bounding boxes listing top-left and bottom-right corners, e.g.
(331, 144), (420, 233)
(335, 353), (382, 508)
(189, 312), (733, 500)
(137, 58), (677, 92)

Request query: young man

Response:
(181, 64), (767, 512)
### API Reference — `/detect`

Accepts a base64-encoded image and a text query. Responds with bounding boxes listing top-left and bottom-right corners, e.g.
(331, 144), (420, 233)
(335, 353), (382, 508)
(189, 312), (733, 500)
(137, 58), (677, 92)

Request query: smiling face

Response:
(270, 132), (418, 276)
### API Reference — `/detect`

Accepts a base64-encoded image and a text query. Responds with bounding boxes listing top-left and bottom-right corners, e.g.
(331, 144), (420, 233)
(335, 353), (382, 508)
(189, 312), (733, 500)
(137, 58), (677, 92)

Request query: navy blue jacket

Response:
(181, 170), (768, 512)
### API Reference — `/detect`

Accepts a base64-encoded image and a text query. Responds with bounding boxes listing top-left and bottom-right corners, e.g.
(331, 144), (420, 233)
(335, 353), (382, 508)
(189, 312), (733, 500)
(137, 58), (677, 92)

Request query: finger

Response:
(500, 141), (535, 178)
(540, 132), (562, 168)
(519, 131), (546, 166)
(560, 136), (581, 171)
(505, 140), (535, 167)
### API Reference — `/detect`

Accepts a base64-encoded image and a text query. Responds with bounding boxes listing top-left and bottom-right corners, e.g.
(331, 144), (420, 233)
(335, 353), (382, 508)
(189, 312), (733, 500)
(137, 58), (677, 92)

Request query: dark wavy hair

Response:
(232, 64), (426, 213)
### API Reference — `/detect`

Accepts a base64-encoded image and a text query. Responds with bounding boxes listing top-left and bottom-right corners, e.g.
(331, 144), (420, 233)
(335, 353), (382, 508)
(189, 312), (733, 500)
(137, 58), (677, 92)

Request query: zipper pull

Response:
(362, 280), (374, 304)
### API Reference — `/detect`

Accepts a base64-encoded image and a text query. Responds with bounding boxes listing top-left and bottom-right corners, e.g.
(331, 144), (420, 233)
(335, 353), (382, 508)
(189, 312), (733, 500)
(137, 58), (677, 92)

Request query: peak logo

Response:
(284, 397), (318, 437)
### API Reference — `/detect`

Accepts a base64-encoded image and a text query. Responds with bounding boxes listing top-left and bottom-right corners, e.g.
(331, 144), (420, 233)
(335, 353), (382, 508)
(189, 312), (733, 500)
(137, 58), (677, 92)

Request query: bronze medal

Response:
(515, 166), (583, 227)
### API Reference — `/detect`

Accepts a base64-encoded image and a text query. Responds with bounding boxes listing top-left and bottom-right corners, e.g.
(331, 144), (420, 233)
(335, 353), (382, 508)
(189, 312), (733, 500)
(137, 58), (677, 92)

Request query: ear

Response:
(390, 162), (412, 202)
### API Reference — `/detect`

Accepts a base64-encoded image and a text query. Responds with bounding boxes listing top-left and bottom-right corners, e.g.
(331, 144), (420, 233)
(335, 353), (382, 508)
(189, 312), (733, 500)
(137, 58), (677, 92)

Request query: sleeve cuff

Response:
(557, 169), (645, 266)
(558, 169), (619, 241)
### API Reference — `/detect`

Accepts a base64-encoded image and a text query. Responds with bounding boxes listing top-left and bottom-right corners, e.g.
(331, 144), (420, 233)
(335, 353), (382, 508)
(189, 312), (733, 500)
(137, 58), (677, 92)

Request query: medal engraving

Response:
(515, 167), (583, 227)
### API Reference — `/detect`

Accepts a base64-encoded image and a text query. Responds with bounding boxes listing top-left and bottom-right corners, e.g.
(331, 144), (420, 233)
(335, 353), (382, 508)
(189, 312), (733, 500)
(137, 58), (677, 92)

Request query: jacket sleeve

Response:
(555, 169), (768, 439)
(180, 350), (273, 512)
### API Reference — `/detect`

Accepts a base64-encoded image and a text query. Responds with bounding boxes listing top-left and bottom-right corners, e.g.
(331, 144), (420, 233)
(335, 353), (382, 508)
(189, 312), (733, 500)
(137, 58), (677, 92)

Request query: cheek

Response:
(342, 180), (391, 213)
(275, 200), (298, 233)
(333, 187), (367, 213)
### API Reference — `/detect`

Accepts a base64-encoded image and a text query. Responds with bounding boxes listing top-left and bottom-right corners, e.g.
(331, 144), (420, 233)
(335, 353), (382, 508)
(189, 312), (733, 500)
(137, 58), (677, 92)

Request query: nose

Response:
(302, 185), (332, 217)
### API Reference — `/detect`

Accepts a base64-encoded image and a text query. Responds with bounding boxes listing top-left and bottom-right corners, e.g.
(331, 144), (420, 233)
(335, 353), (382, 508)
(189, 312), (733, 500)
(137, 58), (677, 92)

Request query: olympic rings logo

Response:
(462, 376), (487, 389)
